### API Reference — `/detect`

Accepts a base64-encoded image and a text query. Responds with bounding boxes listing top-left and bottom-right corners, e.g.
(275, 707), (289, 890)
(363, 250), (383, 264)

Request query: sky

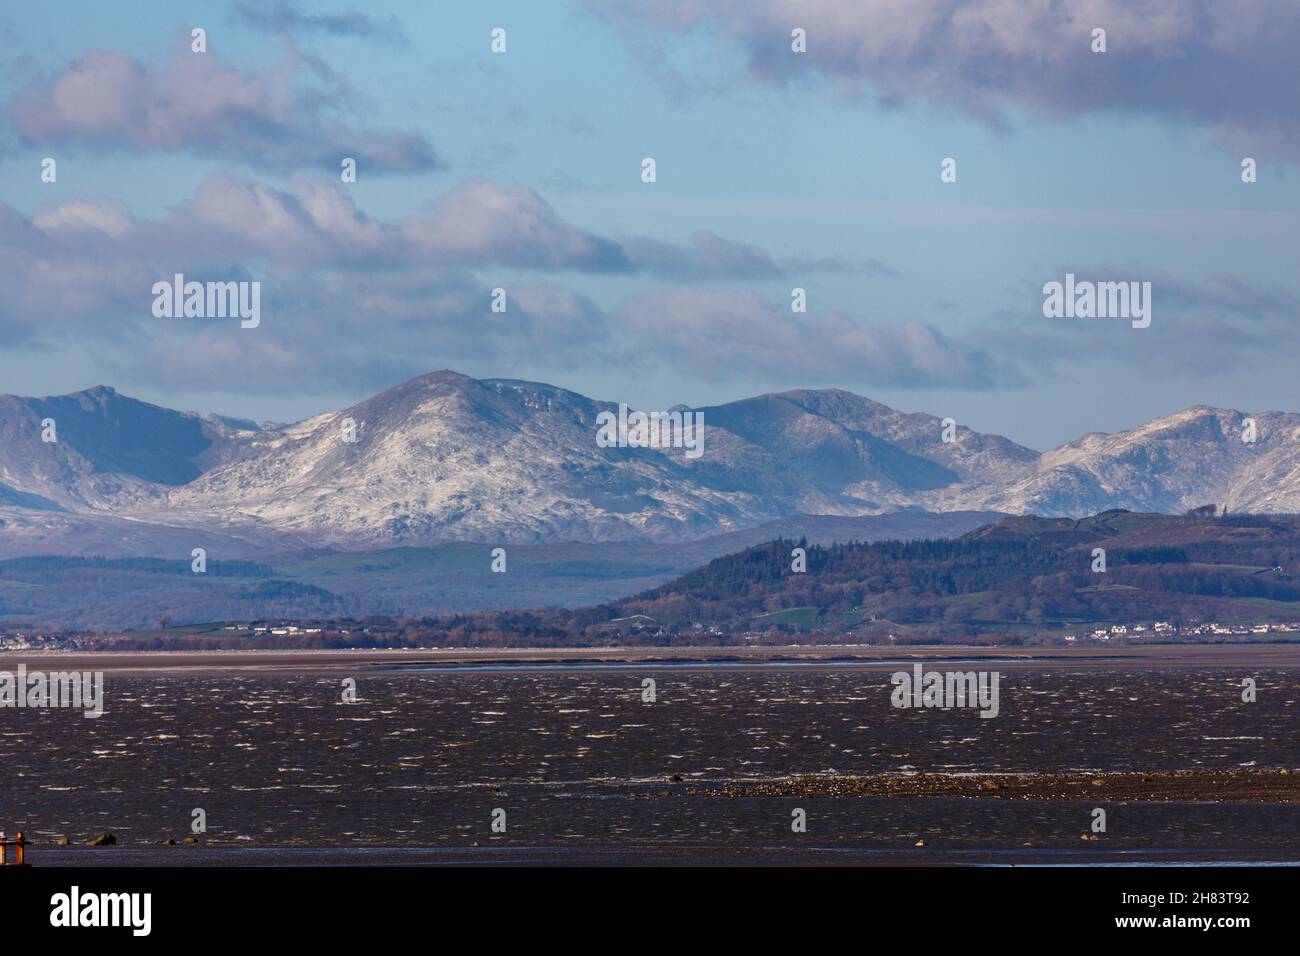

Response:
(1, 0), (1298, 450)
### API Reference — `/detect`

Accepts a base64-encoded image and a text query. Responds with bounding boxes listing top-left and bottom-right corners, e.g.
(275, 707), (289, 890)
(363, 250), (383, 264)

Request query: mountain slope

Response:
(159, 371), (1039, 546)
(0, 385), (266, 511)
(2, 372), (1300, 551)
(978, 407), (1300, 516)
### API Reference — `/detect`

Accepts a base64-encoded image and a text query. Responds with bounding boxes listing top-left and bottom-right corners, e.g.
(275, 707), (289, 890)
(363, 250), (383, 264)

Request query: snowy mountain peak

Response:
(2, 371), (1297, 552)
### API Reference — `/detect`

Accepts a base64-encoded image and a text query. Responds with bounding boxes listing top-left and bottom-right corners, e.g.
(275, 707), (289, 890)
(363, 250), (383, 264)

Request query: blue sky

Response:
(1, 0), (1298, 449)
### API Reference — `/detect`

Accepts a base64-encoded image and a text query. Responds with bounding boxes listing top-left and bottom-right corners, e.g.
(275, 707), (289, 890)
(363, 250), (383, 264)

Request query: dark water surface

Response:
(2, 667), (1298, 857)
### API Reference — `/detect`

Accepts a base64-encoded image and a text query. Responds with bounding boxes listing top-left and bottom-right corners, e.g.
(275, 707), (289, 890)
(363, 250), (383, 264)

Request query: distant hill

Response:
(0, 511), (997, 629)
(76, 509), (1300, 649)
(570, 509), (1300, 644)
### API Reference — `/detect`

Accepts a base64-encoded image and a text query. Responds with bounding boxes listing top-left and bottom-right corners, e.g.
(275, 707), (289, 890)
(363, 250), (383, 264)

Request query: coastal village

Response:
(3, 618), (1300, 651)
(1059, 620), (1300, 643)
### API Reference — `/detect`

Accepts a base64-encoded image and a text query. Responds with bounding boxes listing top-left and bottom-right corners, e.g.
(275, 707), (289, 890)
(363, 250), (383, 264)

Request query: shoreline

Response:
(4, 642), (1300, 675)
(21, 845), (1300, 867)
(20, 770), (1300, 864)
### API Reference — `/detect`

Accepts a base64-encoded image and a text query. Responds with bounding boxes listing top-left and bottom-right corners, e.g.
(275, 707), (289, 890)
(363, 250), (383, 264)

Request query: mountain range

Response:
(3, 369), (1299, 558)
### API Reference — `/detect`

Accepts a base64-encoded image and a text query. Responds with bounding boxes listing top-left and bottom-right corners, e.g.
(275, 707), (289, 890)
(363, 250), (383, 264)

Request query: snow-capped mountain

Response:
(2, 370), (1297, 555)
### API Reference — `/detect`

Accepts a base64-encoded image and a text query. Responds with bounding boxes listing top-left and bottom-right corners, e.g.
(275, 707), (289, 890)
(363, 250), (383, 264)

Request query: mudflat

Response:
(701, 769), (1300, 802)
(5, 646), (1298, 862)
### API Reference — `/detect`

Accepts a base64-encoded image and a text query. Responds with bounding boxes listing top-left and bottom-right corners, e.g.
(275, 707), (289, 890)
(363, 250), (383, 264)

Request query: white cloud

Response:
(7, 45), (442, 172)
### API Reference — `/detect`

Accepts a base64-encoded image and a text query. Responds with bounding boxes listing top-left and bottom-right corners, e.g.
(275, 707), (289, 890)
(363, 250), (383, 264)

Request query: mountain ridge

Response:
(2, 370), (1298, 554)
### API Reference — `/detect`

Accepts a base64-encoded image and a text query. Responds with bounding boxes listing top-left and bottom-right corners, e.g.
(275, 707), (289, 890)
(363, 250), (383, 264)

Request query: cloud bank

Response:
(592, 0), (1300, 155)
(0, 175), (936, 395)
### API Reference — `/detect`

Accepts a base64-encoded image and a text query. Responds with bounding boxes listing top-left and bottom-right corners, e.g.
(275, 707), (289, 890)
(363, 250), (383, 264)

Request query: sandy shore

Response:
(4, 643), (1300, 675)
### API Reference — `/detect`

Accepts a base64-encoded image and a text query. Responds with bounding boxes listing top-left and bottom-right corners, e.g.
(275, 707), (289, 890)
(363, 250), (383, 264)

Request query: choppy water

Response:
(2, 667), (1298, 854)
